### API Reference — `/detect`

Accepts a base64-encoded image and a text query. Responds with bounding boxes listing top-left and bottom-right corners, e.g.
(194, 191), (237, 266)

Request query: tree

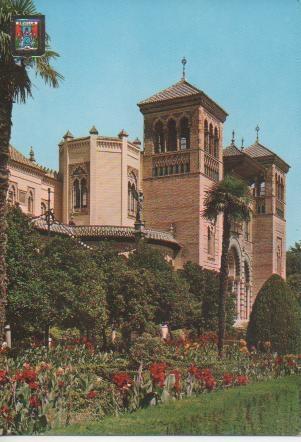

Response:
(203, 175), (252, 356)
(246, 274), (301, 354)
(180, 261), (235, 333)
(128, 244), (198, 330)
(6, 205), (50, 344)
(286, 241), (301, 305)
(6, 206), (108, 346)
(0, 0), (63, 339)
(287, 241), (301, 276)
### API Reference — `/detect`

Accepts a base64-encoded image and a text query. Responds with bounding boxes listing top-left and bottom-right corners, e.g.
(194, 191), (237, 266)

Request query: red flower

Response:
(171, 369), (181, 392)
(29, 395), (41, 408)
(0, 370), (9, 385)
(188, 364), (199, 376)
(236, 375), (249, 385)
(287, 359), (296, 367)
(0, 404), (10, 416)
(275, 356), (283, 365)
(87, 390), (97, 399)
(205, 376), (216, 391)
(223, 373), (234, 386)
(22, 369), (37, 383)
(112, 372), (132, 389)
(58, 380), (65, 388)
(29, 381), (39, 390)
(149, 363), (167, 388)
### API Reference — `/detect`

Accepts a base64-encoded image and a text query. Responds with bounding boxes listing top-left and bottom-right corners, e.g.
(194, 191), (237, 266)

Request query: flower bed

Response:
(0, 338), (300, 435)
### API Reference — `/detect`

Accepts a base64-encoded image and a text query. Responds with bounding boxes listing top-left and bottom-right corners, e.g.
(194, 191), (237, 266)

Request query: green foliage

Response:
(247, 274), (301, 354)
(6, 206), (108, 344)
(129, 333), (168, 367)
(286, 241), (301, 276)
(47, 376), (301, 436)
(128, 244), (199, 330)
(203, 174), (252, 223)
(180, 262), (235, 333)
(6, 206), (51, 342)
(286, 241), (301, 305)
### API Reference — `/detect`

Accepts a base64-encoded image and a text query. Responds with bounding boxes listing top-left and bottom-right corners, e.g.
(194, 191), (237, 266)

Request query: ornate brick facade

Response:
(8, 78), (289, 326)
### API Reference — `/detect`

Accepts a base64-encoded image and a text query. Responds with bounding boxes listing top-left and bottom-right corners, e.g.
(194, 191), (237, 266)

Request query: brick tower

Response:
(244, 134), (290, 295)
(138, 66), (228, 269)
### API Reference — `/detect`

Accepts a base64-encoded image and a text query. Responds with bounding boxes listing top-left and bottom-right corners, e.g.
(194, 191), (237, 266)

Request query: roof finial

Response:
(231, 130), (235, 146)
(255, 125), (260, 143)
(181, 56), (187, 80)
(241, 137), (244, 151)
(29, 146), (35, 162)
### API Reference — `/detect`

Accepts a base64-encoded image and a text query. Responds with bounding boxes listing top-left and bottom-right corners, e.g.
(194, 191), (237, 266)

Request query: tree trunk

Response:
(0, 70), (12, 342)
(218, 212), (231, 358)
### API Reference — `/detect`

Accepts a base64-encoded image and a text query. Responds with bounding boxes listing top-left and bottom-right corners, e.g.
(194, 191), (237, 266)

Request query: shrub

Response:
(247, 274), (301, 354)
(129, 333), (169, 367)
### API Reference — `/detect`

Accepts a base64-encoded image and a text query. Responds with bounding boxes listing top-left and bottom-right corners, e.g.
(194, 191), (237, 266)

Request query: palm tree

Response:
(203, 175), (252, 357)
(0, 0), (63, 340)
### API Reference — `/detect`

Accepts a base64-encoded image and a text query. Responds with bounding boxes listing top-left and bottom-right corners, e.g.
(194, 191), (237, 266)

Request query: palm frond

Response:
(12, 63), (32, 102)
(32, 51), (64, 88)
(203, 175), (252, 222)
(11, 0), (37, 15)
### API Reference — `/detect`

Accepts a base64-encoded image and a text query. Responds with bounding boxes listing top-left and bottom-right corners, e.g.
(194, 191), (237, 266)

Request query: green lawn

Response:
(47, 376), (301, 436)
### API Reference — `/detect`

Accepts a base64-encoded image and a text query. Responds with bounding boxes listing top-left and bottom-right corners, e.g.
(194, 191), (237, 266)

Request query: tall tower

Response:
(138, 63), (228, 269)
(244, 131), (290, 294)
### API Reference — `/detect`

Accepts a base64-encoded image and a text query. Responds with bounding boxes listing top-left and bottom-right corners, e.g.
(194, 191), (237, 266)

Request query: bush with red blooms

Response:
(236, 375), (249, 386)
(29, 395), (41, 409)
(199, 332), (218, 345)
(188, 365), (216, 391)
(112, 372), (132, 390)
(0, 343), (300, 435)
(86, 390), (97, 399)
(223, 373), (234, 386)
(0, 370), (9, 385)
(149, 362), (167, 388)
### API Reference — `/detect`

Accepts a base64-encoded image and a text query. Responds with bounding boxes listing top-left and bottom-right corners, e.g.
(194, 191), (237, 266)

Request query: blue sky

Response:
(10, 0), (301, 247)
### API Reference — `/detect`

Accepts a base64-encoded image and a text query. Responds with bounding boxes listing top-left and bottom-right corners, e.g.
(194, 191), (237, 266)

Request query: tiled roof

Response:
(138, 79), (201, 105)
(244, 142), (275, 158)
(223, 144), (243, 157)
(32, 219), (181, 248)
(9, 145), (59, 179)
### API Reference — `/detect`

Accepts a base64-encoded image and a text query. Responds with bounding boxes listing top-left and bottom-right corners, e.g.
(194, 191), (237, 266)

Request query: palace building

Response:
(8, 70), (290, 325)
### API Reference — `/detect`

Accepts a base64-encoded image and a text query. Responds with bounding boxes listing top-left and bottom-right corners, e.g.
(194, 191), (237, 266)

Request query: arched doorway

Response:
(244, 261), (251, 320)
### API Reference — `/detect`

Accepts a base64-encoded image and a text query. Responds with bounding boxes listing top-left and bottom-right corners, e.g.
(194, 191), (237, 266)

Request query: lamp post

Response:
(132, 189), (145, 242)
(45, 187), (55, 237)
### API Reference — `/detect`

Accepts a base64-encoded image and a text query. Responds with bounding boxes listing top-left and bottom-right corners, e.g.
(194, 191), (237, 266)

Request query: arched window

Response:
(250, 182), (256, 197)
(207, 226), (215, 256)
(41, 202), (47, 215)
(180, 117), (190, 150)
(259, 181), (265, 197)
(209, 123), (214, 156)
(214, 127), (219, 158)
(154, 121), (165, 153)
(128, 173), (137, 216)
(167, 119), (177, 152)
(73, 179), (80, 209)
(277, 237), (282, 275)
(81, 178), (88, 208)
(204, 120), (209, 151)
(27, 191), (34, 213)
(8, 185), (16, 205)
